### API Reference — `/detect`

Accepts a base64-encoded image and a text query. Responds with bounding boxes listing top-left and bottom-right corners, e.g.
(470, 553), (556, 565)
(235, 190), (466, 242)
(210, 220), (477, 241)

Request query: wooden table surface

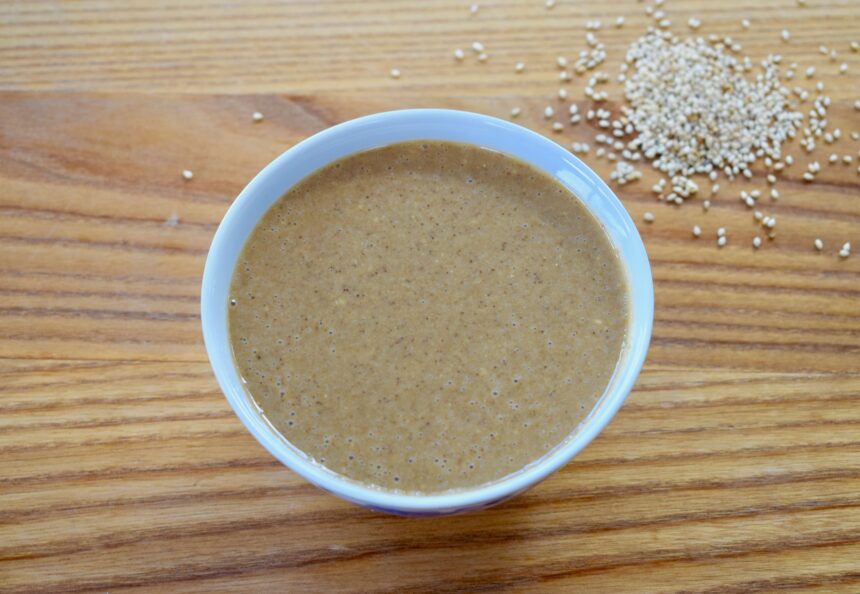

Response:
(2, 1), (859, 592)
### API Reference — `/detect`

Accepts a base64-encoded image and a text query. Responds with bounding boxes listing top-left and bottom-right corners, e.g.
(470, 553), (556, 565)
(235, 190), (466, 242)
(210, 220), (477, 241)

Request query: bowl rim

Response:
(201, 108), (653, 513)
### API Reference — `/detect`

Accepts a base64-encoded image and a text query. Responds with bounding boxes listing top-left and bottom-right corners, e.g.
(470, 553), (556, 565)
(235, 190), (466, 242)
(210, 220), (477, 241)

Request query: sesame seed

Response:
(829, 153), (839, 164)
(703, 200), (711, 211)
(552, 122), (564, 132)
(544, 105), (554, 119)
(252, 111), (264, 122)
(389, 68), (401, 79)
(688, 17), (701, 30)
(814, 238), (824, 251)
(752, 236), (762, 249)
(515, 62), (525, 72)
(471, 41), (484, 53)
(717, 236), (727, 248)
(557, 56), (568, 68)
(781, 29), (791, 42)
(470, 3), (478, 15)
(770, 188), (780, 200)
(510, 107), (521, 118)
(181, 169), (193, 181)
(643, 212), (654, 223)
(616, 16), (625, 28)
(558, 88), (568, 100)
(454, 48), (465, 60)
(741, 19), (750, 29)
(692, 225), (702, 237)
(477, 53), (489, 62)
(545, 0), (556, 9)
(767, 174), (776, 184)
(840, 63), (848, 74)
(851, 41), (859, 52)
(717, 227), (726, 238)
(845, 155), (854, 164)
(805, 66), (816, 78)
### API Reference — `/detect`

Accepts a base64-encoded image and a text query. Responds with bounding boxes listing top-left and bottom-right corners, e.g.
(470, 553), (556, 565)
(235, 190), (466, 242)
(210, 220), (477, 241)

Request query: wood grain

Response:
(1, 0), (859, 592)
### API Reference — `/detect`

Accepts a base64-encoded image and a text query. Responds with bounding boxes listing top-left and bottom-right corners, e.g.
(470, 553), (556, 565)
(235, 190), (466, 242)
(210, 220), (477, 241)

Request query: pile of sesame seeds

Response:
(623, 30), (802, 181)
(425, 2), (855, 257)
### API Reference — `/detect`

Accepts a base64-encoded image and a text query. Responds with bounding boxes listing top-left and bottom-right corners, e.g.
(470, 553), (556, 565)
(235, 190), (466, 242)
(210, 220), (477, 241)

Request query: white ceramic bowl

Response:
(201, 109), (653, 515)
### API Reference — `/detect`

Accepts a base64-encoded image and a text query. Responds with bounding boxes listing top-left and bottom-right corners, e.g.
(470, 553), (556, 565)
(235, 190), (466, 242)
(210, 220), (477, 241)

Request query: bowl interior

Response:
(201, 109), (653, 514)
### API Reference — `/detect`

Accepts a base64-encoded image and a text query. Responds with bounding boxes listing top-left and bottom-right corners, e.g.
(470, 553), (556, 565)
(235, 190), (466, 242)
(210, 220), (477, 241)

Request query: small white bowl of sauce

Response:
(201, 109), (653, 515)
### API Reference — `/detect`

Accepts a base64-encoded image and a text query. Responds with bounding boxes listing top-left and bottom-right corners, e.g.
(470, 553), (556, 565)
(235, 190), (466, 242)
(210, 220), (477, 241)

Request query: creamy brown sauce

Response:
(229, 141), (628, 493)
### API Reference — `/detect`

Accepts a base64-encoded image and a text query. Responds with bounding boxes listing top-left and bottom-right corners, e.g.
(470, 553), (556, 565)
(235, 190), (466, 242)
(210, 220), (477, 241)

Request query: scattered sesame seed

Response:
(844, 155), (854, 164)
(717, 227), (726, 238)
(252, 111), (263, 122)
(544, 105), (554, 119)
(692, 225), (702, 237)
(767, 174), (776, 184)
(840, 63), (848, 74)
(770, 188), (780, 200)
(552, 122), (564, 132)
(839, 242), (851, 258)
(752, 236), (762, 249)
(829, 153), (839, 164)
(852, 41), (859, 52)
(851, 132), (860, 141)
(558, 88), (568, 100)
(781, 29), (791, 42)
(615, 16), (625, 28)
(797, 0), (806, 5)
(545, 0), (556, 9)
(478, 52), (489, 62)
(814, 238), (824, 251)
(470, 3), (478, 15)
(741, 19), (750, 29)
(805, 66), (816, 78)
(717, 235), (727, 248)
(454, 48), (465, 60)
(510, 106), (522, 118)
(687, 17), (701, 30)
(181, 169), (193, 181)
(557, 56), (568, 68)
(643, 212), (654, 223)
(389, 68), (401, 79)
(471, 41), (485, 53)
(703, 200), (711, 211)
(515, 62), (525, 72)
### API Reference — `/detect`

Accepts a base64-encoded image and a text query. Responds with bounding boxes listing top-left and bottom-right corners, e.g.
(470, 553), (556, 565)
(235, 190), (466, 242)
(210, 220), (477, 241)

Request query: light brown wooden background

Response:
(1, 1), (859, 592)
